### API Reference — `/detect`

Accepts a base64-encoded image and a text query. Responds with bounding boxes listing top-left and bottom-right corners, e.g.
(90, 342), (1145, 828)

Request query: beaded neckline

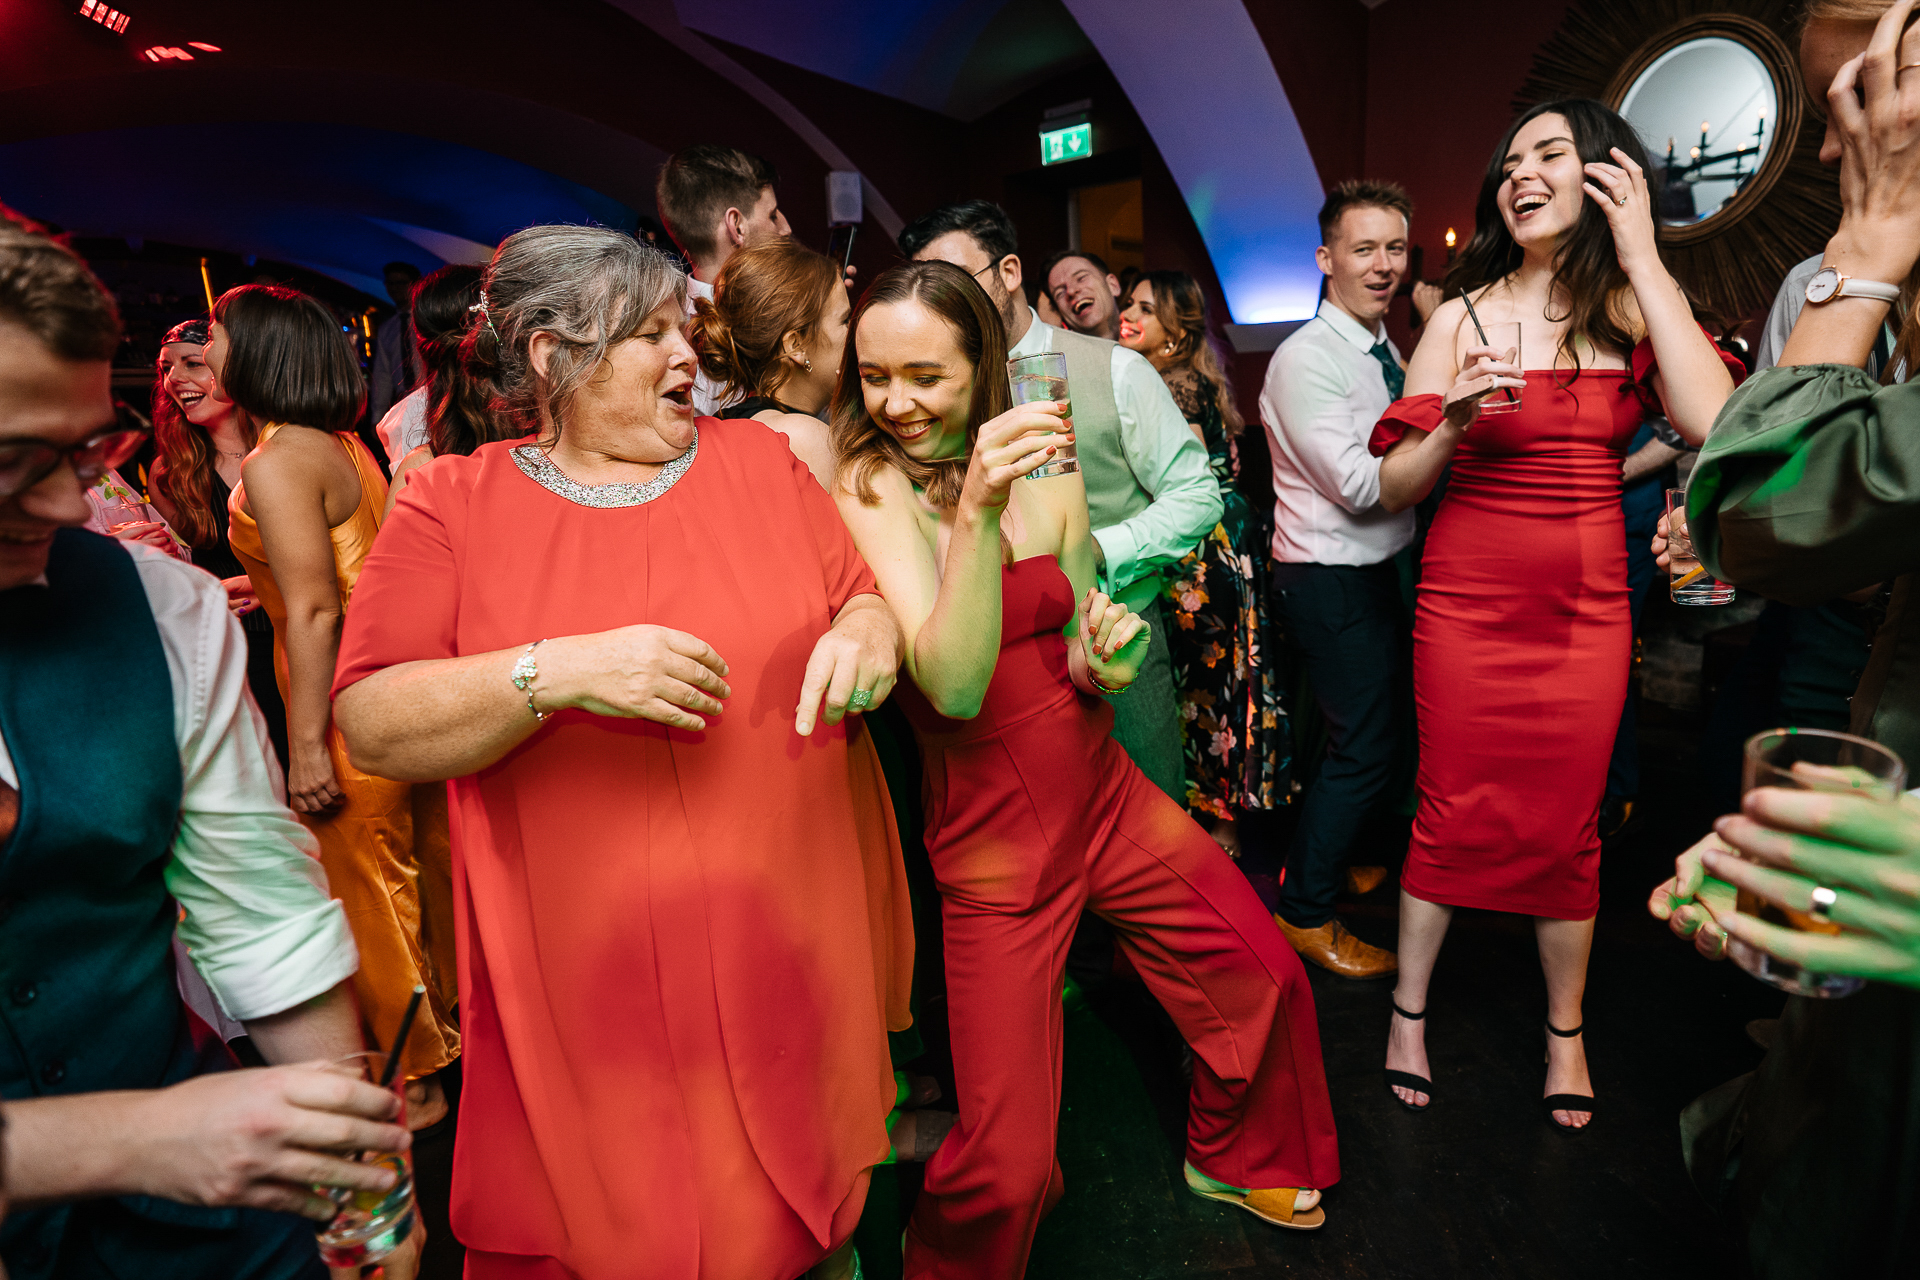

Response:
(510, 433), (697, 509)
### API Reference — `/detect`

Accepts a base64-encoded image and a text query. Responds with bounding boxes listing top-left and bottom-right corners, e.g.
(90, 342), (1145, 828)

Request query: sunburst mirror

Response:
(1516, 1), (1839, 322)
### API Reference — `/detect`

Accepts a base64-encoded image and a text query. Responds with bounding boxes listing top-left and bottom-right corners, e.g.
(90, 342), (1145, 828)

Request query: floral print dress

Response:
(1161, 369), (1290, 820)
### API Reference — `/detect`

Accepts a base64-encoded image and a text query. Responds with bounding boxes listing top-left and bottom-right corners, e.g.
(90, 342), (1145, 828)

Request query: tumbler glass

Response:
(1665, 489), (1736, 605)
(1006, 351), (1077, 477)
(313, 1051), (415, 1268)
(1727, 728), (1907, 998)
(1476, 322), (1523, 415)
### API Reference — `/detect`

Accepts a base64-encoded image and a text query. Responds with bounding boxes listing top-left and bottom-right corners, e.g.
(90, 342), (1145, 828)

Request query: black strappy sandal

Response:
(1542, 1021), (1595, 1133)
(1383, 1001), (1433, 1112)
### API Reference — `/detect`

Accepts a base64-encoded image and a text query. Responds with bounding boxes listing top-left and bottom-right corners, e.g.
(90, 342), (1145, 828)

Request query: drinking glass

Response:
(313, 1050), (415, 1268)
(1665, 488), (1736, 605)
(1006, 351), (1077, 478)
(99, 497), (151, 534)
(1727, 728), (1907, 998)
(1476, 322), (1523, 415)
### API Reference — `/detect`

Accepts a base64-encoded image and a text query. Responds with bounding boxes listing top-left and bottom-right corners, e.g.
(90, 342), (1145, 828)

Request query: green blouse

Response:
(1690, 363), (1920, 766)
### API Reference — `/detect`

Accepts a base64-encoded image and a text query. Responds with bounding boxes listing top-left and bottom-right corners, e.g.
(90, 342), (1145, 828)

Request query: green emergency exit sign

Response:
(1040, 121), (1092, 165)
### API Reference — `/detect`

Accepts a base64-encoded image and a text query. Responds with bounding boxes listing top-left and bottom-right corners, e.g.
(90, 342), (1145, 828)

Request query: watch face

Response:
(1807, 266), (1842, 305)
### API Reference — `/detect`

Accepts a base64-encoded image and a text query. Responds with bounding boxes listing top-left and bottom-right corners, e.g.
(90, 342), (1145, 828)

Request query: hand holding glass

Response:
(1474, 323), (1523, 415)
(1718, 729), (1907, 998)
(1664, 489), (1736, 605)
(1006, 352), (1077, 477)
(313, 1051), (416, 1268)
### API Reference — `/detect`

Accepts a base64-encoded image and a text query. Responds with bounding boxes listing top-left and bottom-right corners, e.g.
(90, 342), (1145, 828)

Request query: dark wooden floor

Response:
(853, 713), (1780, 1278)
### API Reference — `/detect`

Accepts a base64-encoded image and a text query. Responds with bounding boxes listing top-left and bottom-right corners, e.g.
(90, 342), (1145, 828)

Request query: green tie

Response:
(1370, 341), (1405, 400)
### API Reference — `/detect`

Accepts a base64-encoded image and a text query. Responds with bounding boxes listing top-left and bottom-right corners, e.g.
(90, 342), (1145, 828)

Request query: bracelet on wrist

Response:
(1087, 668), (1129, 696)
(510, 639), (551, 722)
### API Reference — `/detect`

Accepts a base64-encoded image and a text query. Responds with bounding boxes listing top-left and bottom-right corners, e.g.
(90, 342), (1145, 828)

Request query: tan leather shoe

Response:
(1343, 865), (1390, 896)
(1274, 916), (1398, 979)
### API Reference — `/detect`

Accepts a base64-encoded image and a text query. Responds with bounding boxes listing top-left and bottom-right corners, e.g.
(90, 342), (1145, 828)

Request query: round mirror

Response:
(1618, 35), (1780, 229)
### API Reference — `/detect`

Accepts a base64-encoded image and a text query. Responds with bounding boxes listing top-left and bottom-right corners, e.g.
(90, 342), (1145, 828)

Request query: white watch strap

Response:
(1840, 276), (1902, 303)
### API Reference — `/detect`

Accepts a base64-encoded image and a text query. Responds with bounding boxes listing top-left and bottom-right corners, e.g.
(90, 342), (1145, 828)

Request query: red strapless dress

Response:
(896, 555), (1338, 1280)
(1370, 342), (1740, 918)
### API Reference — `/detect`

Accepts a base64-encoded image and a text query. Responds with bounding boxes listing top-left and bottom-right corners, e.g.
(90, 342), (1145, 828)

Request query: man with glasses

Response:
(0, 208), (410, 1280)
(899, 200), (1220, 804)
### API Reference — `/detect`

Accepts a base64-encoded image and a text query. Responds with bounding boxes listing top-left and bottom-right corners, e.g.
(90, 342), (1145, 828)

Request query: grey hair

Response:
(467, 224), (687, 441)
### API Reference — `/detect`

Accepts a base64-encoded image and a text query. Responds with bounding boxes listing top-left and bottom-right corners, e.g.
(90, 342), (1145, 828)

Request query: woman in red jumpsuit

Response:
(1370, 99), (1739, 1130)
(831, 260), (1339, 1279)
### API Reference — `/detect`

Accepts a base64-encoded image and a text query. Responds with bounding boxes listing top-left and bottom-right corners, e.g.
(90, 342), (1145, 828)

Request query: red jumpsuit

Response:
(897, 555), (1339, 1278)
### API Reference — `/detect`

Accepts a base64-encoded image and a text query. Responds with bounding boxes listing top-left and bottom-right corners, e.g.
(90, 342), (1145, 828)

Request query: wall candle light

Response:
(1445, 227), (1457, 265)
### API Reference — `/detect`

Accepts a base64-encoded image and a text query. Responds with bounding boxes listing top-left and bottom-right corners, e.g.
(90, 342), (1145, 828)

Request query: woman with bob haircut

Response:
(214, 284), (461, 1131)
(690, 237), (848, 486)
(330, 225), (912, 1280)
(1369, 99), (1741, 1129)
(832, 260), (1339, 1277)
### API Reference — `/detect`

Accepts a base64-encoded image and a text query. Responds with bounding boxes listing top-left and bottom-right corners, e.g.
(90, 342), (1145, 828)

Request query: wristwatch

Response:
(1806, 265), (1901, 306)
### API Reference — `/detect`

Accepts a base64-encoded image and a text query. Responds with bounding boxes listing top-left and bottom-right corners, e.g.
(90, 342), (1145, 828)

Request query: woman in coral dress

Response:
(1370, 100), (1738, 1129)
(332, 226), (910, 1280)
(832, 261), (1338, 1280)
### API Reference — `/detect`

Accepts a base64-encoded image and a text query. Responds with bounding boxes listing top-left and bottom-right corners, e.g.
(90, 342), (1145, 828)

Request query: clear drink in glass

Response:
(1665, 488), (1736, 604)
(1006, 351), (1077, 477)
(1728, 728), (1907, 998)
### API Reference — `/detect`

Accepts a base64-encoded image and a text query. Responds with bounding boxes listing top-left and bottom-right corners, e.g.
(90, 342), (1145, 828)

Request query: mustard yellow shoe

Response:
(1182, 1160), (1325, 1231)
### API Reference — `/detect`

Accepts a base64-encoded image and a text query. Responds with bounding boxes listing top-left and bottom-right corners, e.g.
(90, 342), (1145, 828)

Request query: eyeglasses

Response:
(0, 428), (147, 501)
(969, 256), (1008, 283)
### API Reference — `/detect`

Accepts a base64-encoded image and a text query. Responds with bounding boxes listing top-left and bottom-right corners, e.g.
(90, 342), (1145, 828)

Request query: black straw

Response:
(377, 985), (427, 1090)
(1460, 289), (1520, 405)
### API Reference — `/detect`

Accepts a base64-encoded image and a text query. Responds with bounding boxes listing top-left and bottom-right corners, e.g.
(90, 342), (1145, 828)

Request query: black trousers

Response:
(1271, 560), (1405, 929)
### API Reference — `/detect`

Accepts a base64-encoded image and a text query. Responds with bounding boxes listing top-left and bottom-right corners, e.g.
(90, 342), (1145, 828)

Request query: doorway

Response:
(1070, 179), (1143, 275)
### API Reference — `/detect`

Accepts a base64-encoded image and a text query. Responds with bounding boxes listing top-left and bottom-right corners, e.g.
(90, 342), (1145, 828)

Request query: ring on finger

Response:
(1614, 194), (1627, 206)
(846, 687), (874, 710)
(1808, 884), (1839, 922)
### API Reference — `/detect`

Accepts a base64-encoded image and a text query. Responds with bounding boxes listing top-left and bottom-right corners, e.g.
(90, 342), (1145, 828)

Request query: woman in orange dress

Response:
(210, 284), (460, 1129)
(331, 225), (911, 1280)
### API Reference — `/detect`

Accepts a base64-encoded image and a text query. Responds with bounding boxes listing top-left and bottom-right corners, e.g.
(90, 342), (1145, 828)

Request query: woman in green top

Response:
(1654, 3), (1920, 1275)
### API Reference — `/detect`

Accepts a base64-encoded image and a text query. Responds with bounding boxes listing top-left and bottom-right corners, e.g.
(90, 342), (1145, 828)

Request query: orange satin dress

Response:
(229, 423), (459, 1076)
(331, 421), (912, 1279)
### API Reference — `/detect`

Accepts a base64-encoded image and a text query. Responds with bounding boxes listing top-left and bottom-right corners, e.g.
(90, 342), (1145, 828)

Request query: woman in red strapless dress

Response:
(1369, 100), (1738, 1131)
(832, 262), (1338, 1278)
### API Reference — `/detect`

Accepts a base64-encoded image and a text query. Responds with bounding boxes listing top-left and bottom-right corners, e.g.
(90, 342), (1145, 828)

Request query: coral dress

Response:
(228, 424), (459, 1074)
(1369, 341), (1740, 918)
(898, 555), (1337, 1280)
(332, 422), (913, 1280)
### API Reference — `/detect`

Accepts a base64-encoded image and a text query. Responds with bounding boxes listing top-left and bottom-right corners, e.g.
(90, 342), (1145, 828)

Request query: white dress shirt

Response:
(1008, 308), (1221, 607)
(1260, 299), (1415, 566)
(0, 542), (358, 1022)
(685, 274), (735, 418)
(377, 386), (430, 470)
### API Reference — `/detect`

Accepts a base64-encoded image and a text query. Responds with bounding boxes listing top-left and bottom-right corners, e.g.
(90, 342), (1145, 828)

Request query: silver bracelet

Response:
(510, 639), (550, 722)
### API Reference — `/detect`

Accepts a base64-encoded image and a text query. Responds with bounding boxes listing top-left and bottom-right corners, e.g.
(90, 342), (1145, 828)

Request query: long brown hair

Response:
(1139, 269), (1243, 435)
(689, 240), (840, 402)
(1446, 99), (1650, 376)
(832, 260), (1009, 509)
(151, 349), (255, 547)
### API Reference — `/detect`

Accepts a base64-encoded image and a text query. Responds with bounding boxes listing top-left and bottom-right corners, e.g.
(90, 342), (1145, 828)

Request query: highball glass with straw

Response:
(1664, 488), (1736, 605)
(313, 1050), (415, 1268)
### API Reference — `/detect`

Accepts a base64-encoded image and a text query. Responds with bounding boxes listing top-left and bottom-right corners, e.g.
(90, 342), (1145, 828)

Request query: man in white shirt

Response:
(1261, 180), (1420, 980)
(900, 199), (1221, 800)
(655, 145), (791, 416)
(0, 211), (407, 1280)
(1042, 248), (1123, 341)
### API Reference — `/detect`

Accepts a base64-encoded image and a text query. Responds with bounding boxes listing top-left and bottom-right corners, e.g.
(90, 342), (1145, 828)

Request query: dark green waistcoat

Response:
(0, 530), (225, 1276)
